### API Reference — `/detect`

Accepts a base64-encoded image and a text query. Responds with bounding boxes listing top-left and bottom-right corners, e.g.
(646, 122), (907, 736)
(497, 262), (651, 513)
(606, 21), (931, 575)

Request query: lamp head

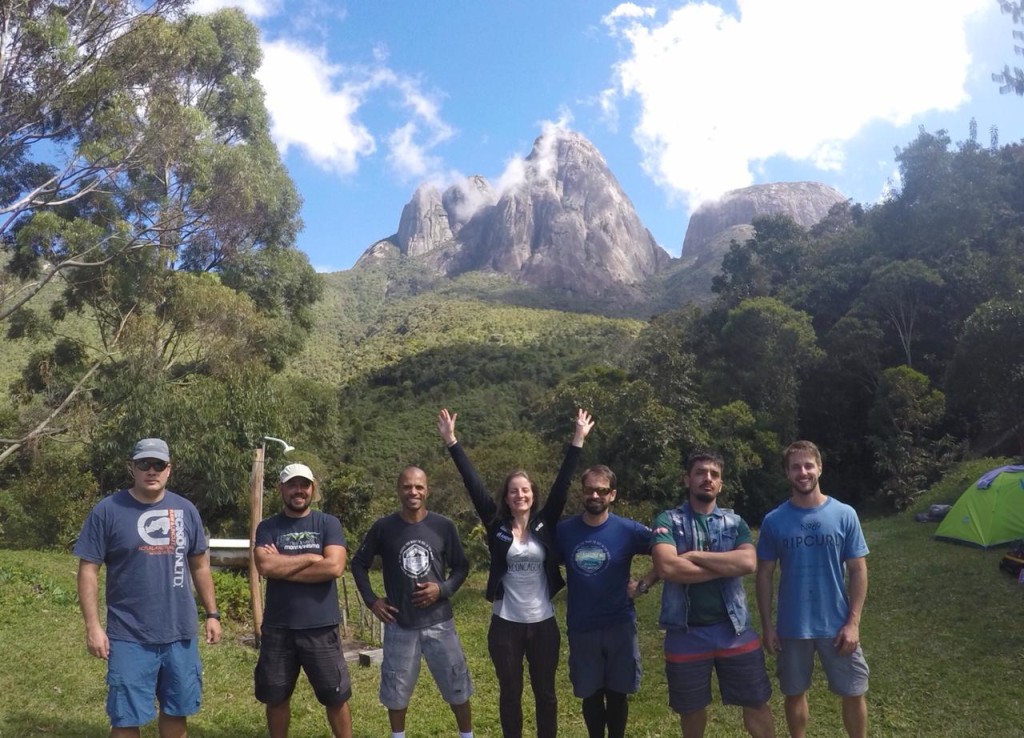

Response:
(262, 436), (295, 453)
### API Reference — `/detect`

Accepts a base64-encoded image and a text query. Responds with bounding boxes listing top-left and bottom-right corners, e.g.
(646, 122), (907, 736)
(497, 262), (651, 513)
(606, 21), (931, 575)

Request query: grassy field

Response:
(3, 498), (1024, 737)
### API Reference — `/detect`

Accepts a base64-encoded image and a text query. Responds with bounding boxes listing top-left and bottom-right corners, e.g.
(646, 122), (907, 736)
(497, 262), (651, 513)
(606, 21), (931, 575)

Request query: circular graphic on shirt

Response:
(572, 539), (610, 575)
(400, 540), (432, 579)
(138, 509), (177, 546)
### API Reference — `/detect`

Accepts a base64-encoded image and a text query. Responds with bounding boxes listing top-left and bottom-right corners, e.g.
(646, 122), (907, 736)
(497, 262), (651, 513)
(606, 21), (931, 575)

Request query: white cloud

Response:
(190, 0), (281, 19)
(256, 40), (376, 175)
(256, 39), (455, 181)
(387, 123), (437, 181)
(385, 78), (455, 182)
(602, 3), (657, 25)
(603, 0), (994, 208)
(493, 113), (575, 195)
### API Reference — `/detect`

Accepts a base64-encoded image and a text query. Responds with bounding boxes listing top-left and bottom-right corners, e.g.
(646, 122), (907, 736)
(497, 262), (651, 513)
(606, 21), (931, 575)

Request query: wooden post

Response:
(248, 445), (265, 647)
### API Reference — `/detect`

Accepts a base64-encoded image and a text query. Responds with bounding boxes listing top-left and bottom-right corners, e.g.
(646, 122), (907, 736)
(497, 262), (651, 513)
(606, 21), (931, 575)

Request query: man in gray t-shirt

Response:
(74, 438), (221, 738)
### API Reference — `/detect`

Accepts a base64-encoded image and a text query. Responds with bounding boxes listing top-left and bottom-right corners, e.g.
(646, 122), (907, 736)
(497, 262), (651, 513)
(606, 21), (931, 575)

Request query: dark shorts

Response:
(106, 639), (202, 728)
(664, 622), (772, 714)
(567, 619), (642, 698)
(255, 625), (352, 707)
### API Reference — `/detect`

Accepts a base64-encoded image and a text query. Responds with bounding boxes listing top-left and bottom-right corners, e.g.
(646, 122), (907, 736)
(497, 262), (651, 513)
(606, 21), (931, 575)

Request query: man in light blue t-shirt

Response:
(755, 440), (869, 738)
(74, 438), (221, 738)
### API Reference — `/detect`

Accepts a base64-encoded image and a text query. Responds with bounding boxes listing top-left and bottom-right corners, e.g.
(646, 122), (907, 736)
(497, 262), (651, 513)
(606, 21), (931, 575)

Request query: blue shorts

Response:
(380, 619), (473, 709)
(664, 622), (772, 713)
(567, 619), (642, 698)
(776, 637), (869, 697)
(106, 639), (202, 728)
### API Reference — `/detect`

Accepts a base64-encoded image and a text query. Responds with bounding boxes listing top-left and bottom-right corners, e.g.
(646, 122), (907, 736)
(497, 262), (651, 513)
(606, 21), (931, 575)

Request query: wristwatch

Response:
(205, 611), (221, 620)
(636, 579), (650, 595)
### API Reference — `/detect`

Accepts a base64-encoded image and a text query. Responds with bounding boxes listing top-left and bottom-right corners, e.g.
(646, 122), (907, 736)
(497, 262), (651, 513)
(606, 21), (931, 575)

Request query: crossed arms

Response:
(254, 543), (347, 583)
(652, 541), (756, 584)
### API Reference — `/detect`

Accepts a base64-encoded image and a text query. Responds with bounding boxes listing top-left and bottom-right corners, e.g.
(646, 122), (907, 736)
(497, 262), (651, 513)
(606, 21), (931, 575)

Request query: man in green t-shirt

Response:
(651, 451), (774, 738)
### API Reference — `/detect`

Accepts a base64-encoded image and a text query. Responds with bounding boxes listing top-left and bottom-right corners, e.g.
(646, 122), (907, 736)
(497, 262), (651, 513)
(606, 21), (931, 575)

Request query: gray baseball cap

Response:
(132, 438), (170, 462)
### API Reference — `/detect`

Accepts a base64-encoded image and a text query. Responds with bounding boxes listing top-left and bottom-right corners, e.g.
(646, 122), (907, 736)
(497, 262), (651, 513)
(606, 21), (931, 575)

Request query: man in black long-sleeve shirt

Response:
(351, 466), (474, 738)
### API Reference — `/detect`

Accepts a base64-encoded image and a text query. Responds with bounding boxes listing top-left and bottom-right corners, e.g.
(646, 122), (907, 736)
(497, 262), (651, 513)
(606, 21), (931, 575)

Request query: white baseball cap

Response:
(279, 463), (315, 483)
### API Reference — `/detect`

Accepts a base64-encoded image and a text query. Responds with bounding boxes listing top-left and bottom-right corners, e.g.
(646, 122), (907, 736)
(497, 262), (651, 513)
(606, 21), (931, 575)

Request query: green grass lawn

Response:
(3, 505), (1024, 737)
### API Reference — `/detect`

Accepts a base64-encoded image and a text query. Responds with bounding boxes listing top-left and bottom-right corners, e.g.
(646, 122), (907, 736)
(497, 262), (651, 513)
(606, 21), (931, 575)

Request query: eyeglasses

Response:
(134, 459), (168, 472)
(583, 485), (613, 497)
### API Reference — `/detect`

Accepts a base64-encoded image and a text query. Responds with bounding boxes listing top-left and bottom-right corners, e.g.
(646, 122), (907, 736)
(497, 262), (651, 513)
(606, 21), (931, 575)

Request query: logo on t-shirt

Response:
(138, 509), (184, 547)
(572, 540), (610, 575)
(400, 539), (432, 579)
(136, 508), (189, 588)
(278, 531), (321, 552)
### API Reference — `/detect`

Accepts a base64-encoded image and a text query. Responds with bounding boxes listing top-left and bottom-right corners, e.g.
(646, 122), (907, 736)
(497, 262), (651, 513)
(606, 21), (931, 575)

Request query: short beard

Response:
(694, 491), (715, 504)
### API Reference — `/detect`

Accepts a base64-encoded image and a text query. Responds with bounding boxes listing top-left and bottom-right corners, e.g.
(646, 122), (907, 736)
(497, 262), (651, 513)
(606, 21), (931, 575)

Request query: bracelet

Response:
(205, 611), (221, 620)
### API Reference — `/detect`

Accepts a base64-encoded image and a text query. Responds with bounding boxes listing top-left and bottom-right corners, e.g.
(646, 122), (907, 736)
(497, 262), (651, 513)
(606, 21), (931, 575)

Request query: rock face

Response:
(682, 182), (847, 261)
(358, 139), (849, 307)
(369, 129), (670, 298)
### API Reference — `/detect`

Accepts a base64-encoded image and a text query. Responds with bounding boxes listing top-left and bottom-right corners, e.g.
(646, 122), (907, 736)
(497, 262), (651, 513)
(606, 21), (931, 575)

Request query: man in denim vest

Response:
(652, 450), (774, 738)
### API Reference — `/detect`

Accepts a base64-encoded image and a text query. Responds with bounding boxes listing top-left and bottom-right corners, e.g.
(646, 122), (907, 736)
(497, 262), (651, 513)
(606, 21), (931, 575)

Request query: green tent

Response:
(935, 468), (1024, 548)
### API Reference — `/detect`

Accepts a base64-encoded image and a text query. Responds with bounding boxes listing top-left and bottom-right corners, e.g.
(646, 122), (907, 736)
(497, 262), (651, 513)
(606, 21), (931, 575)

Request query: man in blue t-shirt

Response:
(756, 440), (870, 738)
(254, 463), (352, 738)
(555, 464), (658, 738)
(74, 438), (221, 738)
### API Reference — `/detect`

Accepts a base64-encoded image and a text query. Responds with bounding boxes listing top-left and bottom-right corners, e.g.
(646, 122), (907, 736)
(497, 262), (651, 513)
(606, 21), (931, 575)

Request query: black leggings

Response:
(581, 689), (628, 738)
(487, 614), (561, 738)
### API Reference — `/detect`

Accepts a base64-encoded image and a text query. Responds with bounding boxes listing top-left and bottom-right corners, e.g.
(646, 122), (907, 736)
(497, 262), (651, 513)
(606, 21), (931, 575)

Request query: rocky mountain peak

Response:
(378, 128), (670, 300)
(682, 182), (847, 261)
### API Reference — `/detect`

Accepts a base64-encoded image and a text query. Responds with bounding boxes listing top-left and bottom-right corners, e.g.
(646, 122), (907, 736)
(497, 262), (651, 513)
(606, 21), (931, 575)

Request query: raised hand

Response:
(438, 408), (458, 446)
(572, 408), (595, 447)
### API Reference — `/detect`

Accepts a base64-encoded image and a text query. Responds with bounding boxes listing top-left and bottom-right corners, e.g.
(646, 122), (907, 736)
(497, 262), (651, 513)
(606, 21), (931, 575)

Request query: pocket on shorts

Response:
(192, 662), (204, 709)
(445, 660), (472, 703)
(105, 672), (130, 723)
(380, 669), (402, 709)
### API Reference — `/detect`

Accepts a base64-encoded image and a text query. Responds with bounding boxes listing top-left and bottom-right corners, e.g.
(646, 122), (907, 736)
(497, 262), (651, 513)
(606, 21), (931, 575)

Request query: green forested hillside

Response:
(3, 27), (1024, 560)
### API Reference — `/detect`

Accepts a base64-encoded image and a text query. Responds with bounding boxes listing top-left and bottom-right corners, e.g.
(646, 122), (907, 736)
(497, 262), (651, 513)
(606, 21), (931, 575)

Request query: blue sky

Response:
(195, 0), (1023, 273)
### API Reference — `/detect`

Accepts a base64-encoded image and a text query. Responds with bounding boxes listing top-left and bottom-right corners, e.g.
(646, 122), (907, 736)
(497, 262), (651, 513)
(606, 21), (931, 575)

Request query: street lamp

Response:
(262, 436), (295, 453)
(249, 435), (294, 645)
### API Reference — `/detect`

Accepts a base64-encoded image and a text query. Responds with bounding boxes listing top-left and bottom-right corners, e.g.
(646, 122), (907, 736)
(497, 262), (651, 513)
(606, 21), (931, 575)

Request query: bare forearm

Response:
(846, 559), (868, 625)
(257, 552), (321, 579)
(188, 554), (218, 612)
(77, 564), (103, 630)
(653, 546), (719, 584)
(685, 547), (756, 577)
(755, 565), (775, 628)
(287, 551), (346, 583)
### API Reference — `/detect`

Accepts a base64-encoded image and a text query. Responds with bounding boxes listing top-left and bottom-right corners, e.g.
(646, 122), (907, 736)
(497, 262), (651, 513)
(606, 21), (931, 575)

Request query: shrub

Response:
(211, 569), (253, 624)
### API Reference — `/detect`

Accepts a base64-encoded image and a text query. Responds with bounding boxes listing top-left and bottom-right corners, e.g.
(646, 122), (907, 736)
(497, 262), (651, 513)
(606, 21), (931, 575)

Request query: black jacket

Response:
(446, 442), (580, 602)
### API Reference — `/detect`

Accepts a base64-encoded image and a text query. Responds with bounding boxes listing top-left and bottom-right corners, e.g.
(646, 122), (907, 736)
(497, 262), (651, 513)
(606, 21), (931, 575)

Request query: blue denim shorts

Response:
(106, 639), (202, 727)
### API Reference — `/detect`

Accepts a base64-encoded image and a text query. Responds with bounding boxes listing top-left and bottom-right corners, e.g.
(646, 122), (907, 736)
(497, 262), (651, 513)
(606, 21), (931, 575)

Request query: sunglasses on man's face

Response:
(134, 459), (168, 472)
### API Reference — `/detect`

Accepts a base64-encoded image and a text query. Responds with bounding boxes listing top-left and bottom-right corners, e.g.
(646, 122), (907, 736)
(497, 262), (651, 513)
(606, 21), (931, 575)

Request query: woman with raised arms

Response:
(437, 407), (594, 738)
